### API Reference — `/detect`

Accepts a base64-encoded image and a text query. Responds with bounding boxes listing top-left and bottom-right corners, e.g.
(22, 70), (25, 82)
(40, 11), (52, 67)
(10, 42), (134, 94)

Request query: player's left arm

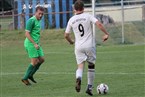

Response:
(96, 21), (109, 42)
(25, 19), (39, 49)
(89, 14), (109, 42)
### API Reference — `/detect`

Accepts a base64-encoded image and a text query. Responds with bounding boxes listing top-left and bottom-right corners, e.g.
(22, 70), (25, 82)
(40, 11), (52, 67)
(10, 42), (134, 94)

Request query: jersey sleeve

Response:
(65, 20), (72, 33)
(89, 14), (98, 24)
(25, 19), (34, 33)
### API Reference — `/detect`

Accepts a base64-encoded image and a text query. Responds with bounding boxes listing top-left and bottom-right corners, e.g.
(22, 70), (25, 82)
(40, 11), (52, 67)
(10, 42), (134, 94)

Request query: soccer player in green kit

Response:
(21, 6), (45, 85)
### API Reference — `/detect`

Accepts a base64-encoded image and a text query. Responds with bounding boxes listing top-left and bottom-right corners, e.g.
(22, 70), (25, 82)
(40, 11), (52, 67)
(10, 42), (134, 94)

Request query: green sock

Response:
(29, 63), (41, 77)
(23, 64), (34, 80)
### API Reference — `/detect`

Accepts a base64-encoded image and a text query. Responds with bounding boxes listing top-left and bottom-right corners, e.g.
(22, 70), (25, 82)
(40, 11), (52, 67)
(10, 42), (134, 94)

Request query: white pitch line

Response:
(44, 50), (143, 55)
(0, 72), (145, 76)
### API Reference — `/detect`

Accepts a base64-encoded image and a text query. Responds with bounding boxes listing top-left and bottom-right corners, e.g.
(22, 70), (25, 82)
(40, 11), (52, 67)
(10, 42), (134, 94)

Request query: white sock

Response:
(76, 68), (83, 80)
(87, 69), (95, 86)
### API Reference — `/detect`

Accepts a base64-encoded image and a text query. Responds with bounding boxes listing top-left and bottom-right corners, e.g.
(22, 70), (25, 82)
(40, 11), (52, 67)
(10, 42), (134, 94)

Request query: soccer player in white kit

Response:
(64, 0), (109, 96)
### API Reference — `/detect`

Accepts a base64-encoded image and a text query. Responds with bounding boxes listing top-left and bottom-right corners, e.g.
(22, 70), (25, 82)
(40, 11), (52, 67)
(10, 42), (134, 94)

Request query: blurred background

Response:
(0, 0), (145, 45)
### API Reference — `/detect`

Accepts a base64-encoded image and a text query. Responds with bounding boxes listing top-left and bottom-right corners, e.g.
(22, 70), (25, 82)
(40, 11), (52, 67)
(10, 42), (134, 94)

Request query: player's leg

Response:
(22, 45), (39, 85)
(75, 48), (86, 92)
(85, 47), (96, 96)
(37, 56), (45, 70)
(29, 57), (45, 83)
(75, 62), (85, 92)
(22, 58), (39, 85)
(76, 62), (84, 80)
(29, 57), (45, 76)
(28, 46), (45, 83)
(86, 62), (95, 96)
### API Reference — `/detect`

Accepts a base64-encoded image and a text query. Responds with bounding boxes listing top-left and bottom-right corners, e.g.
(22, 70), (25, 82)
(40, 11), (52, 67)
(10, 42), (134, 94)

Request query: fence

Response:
(0, 0), (73, 30)
(85, 0), (145, 45)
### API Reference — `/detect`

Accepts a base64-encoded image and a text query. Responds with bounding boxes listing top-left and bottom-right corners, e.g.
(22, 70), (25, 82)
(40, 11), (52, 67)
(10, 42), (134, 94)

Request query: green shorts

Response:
(25, 44), (44, 58)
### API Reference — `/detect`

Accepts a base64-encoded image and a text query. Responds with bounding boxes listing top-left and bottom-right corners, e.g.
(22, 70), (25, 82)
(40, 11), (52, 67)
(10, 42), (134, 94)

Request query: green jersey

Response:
(24, 16), (41, 46)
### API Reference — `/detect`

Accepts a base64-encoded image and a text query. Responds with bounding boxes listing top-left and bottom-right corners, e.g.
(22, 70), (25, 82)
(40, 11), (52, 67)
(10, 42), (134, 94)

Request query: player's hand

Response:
(103, 34), (109, 42)
(34, 43), (39, 49)
(70, 40), (74, 45)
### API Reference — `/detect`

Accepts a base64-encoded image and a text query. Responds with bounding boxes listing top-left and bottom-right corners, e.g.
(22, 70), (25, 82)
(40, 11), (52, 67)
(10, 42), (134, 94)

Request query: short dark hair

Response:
(74, 0), (84, 11)
(36, 6), (44, 12)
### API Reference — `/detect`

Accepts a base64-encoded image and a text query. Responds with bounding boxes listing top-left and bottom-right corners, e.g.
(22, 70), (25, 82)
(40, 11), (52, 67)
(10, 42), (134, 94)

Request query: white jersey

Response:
(65, 13), (98, 49)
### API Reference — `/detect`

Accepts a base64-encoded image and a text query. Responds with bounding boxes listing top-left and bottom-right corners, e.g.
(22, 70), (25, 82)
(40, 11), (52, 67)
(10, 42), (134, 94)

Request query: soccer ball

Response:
(96, 83), (109, 94)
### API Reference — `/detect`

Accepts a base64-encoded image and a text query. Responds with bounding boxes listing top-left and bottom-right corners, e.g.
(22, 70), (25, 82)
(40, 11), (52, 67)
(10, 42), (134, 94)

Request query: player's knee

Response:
(88, 62), (95, 69)
(41, 58), (45, 63)
(39, 58), (45, 64)
(32, 59), (39, 65)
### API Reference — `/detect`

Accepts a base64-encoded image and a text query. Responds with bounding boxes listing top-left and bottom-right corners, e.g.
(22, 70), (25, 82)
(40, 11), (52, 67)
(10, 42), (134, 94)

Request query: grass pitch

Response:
(0, 29), (144, 97)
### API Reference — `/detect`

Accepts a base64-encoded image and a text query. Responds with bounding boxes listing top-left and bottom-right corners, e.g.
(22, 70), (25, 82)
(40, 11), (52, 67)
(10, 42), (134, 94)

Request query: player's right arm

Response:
(25, 19), (39, 49)
(64, 33), (74, 44)
(64, 20), (74, 45)
(25, 31), (39, 49)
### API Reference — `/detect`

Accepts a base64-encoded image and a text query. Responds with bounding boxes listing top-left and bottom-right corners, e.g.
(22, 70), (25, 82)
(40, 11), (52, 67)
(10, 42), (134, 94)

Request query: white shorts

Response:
(75, 47), (96, 64)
